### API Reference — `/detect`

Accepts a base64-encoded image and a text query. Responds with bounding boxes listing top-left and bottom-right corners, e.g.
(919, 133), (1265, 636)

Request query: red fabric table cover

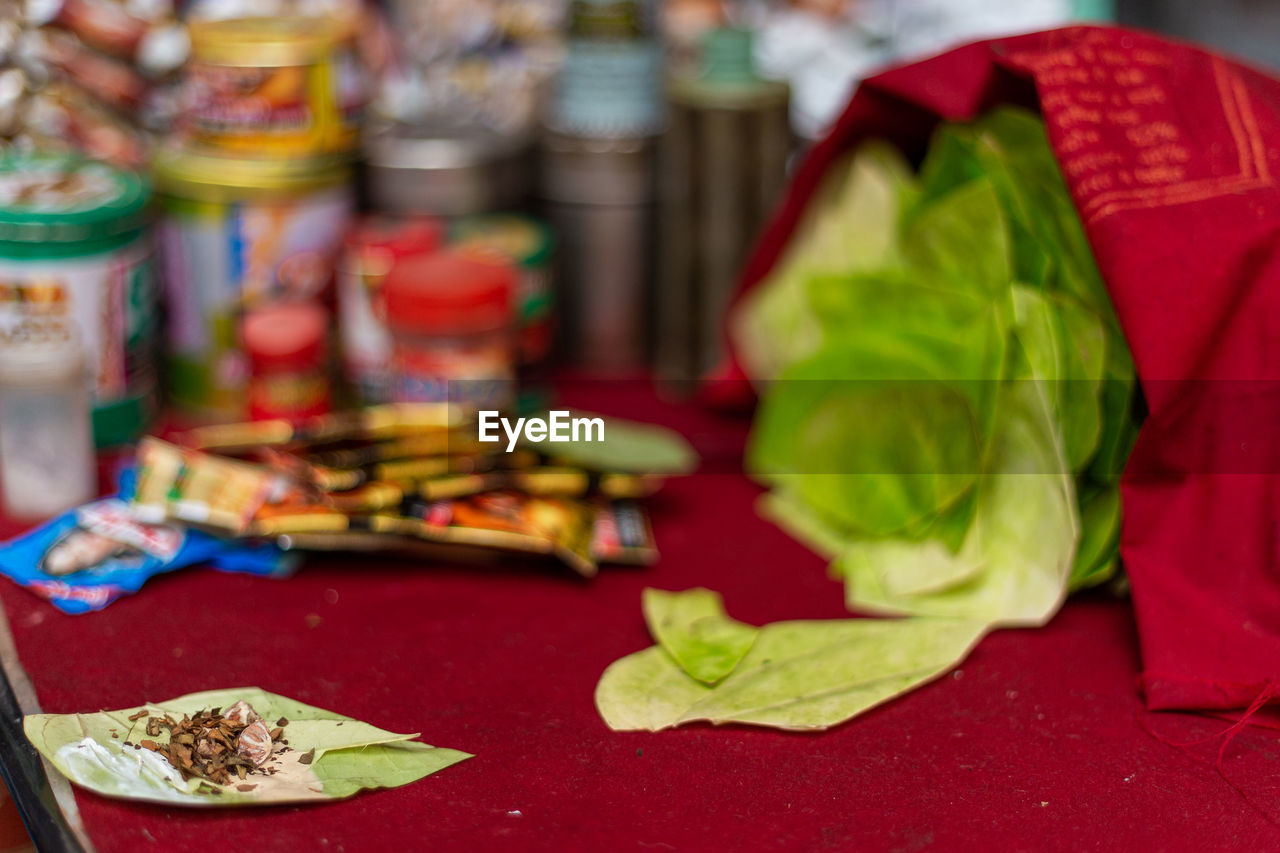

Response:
(3, 386), (1280, 850)
(723, 25), (1280, 714)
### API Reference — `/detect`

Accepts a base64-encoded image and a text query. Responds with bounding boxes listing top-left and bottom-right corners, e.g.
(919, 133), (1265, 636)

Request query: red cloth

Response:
(726, 25), (1280, 714)
(5, 385), (1280, 849)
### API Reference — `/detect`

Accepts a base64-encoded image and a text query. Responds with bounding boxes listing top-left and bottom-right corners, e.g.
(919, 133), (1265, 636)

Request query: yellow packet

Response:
(134, 438), (286, 535)
(180, 403), (464, 452)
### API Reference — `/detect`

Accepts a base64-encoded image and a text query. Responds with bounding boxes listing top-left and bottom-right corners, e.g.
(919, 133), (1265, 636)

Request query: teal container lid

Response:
(0, 154), (151, 259)
(701, 27), (756, 84)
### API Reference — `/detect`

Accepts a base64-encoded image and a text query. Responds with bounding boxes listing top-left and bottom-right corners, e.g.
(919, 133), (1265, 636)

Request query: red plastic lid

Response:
(346, 214), (443, 261)
(241, 301), (330, 370)
(382, 249), (516, 335)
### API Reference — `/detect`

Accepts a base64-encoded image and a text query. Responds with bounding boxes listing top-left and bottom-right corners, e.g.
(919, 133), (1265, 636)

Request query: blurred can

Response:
(658, 28), (790, 385)
(0, 153), (156, 447)
(337, 214), (443, 405)
(364, 122), (534, 218)
(154, 146), (353, 419)
(541, 131), (654, 372)
(184, 15), (367, 157)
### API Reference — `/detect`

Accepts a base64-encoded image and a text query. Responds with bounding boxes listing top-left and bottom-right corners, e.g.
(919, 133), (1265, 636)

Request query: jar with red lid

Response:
(381, 249), (517, 413)
(338, 214), (443, 404)
(241, 301), (333, 421)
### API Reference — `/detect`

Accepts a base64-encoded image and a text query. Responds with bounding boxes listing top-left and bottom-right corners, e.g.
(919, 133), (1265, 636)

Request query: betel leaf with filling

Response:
(25, 687), (471, 806)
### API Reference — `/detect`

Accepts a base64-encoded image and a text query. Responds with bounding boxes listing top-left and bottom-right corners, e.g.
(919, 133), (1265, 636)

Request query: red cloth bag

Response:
(726, 25), (1280, 713)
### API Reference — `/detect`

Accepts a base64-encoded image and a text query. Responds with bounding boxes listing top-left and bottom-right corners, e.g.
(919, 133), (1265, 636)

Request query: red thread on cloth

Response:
(1137, 682), (1280, 824)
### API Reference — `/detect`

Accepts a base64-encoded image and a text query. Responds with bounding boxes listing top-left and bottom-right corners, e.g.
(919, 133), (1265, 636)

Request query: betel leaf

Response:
(836, 379), (1078, 627)
(803, 270), (1010, 453)
(1068, 484), (1122, 591)
(916, 123), (984, 203)
(747, 334), (989, 538)
(642, 588), (758, 684)
(1009, 285), (1106, 472)
(25, 687), (471, 806)
(535, 411), (698, 475)
(729, 141), (917, 382)
(900, 176), (1012, 301)
(1088, 341), (1140, 485)
(597, 590), (988, 731)
(973, 107), (1114, 315)
(308, 740), (470, 800)
(895, 486), (978, 555)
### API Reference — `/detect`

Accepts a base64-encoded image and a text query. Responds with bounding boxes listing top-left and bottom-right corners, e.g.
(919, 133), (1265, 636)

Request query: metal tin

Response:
(0, 154), (156, 447)
(540, 130), (655, 372)
(154, 146), (354, 419)
(657, 28), (791, 384)
(364, 122), (534, 218)
(185, 15), (366, 157)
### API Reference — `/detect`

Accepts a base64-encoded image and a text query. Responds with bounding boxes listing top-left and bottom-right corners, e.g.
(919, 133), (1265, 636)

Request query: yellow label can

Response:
(184, 16), (366, 157)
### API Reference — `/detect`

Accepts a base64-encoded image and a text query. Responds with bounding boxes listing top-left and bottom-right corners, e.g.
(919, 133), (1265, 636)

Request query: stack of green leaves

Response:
(596, 108), (1139, 733)
(734, 106), (1139, 626)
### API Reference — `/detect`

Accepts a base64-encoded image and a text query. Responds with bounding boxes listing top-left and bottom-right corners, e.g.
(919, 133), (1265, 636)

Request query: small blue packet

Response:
(0, 471), (294, 614)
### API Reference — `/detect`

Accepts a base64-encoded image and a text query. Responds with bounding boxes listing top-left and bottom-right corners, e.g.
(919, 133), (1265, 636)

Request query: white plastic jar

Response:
(0, 328), (95, 518)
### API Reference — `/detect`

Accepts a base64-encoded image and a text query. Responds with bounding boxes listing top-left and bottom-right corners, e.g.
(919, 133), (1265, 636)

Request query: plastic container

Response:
(337, 215), (443, 405)
(184, 15), (366, 157)
(382, 250), (517, 412)
(241, 301), (332, 422)
(154, 145), (354, 419)
(0, 153), (155, 447)
(0, 327), (96, 519)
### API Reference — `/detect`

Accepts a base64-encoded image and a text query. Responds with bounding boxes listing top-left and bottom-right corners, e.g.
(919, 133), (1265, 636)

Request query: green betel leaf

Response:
(916, 123), (983, 203)
(836, 380), (1079, 627)
(596, 613), (989, 731)
(24, 687), (472, 806)
(1068, 484), (1122, 591)
(842, 538), (985, 601)
(900, 176), (1012, 300)
(747, 341), (987, 538)
(729, 141), (918, 383)
(537, 411), (698, 475)
(1009, 286), (1106, 473)
(642, 588), (758, 684)
(310, 741), (474, 800)
(1087, 340), (1139, 485)
(974, 108), (1121, 326)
